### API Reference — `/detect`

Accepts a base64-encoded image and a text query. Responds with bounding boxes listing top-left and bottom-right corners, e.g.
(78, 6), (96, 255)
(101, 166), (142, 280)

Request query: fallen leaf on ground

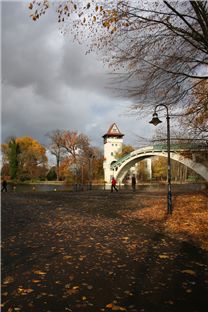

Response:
(33, 270), (47, 275)
(17, 287), (34, 295)
(3, 276), (14, 284)
(63, 255), (72, 260)
(106, 303), (127, 311)
(159, 254), (170, 259)
(181, 269), (196, 276)
(66, 286), (79, 295)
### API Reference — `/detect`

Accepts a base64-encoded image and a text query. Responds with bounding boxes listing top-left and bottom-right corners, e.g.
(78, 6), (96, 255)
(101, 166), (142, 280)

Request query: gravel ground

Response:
(1, 190), (208, 312)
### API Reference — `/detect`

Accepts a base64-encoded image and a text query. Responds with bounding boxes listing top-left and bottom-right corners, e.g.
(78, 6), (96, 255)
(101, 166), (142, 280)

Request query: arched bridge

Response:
(110, 144), (208, 182)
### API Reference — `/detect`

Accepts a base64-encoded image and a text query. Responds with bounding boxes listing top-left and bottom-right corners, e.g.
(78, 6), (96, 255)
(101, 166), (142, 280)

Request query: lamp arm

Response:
(155, 104), (169, 117)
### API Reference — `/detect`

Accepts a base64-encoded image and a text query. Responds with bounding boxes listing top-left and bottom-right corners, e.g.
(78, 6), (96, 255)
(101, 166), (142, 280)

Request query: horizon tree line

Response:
(1, 130), (104, 183)
(1, 130), (204, 183)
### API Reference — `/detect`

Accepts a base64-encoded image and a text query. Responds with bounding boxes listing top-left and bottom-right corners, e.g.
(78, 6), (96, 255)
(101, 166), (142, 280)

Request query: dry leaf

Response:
(181, 269), (196, 276)
(17, 287), (34, 295)
(3, 276), (14, 285)
(106, 303), (113, 308)
(66, 286), (79, 295)
(112, 305), (127, 311)
(33, 270), (47, 275)
(63, 255), (72, 260)
(159, 254), (170, 259)
(106, 303), (127, 311)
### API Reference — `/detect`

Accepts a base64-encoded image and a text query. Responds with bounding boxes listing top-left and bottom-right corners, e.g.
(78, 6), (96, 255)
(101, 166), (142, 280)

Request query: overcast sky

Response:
(1, 1), (154, 151)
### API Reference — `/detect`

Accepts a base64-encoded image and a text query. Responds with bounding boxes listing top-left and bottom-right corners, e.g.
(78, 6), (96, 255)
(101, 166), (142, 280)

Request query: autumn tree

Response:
(100, 2), (208, 115)
(59, 158), (75, 183)
(91, 147), (104, 183)
(61, 130), (90, 161)
(60, 130), (92, 184)
(180, 80), (208, 141)
(115, 144), (134, 159)
(29, 1), (208, 138)
(152, 156), (167, 181)
(1, 137), (48, 181)
(46, 129), (65, 181)
(16, 137), (48, 180)
(1, 142), (10, 177)
(80, 146), (104, 184)
(171, 159), (188, 182)
(46, 129), (104, 183)
(136, 160), (150, 181)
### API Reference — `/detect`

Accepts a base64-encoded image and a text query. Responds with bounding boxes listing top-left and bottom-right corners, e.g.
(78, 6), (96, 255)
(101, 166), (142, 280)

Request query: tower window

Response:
(112, 144), (114, 146)
(111, 152), (114, 156)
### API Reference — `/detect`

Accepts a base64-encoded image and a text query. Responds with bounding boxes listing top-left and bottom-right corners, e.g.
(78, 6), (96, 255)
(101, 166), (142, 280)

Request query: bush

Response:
(19, 175), (30, 182)
(47, 168), (57, 181)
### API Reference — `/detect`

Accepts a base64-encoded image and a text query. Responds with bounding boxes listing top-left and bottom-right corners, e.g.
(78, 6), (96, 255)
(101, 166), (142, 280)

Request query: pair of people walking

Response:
(111, 175), (136, 192)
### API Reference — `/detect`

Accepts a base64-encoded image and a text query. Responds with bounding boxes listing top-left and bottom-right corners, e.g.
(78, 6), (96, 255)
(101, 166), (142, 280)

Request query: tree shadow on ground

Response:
(121, 232), (208, 312)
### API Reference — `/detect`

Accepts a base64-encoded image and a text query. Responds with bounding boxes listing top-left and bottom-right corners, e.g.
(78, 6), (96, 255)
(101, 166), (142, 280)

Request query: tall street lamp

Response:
(149, 104), (172, 214)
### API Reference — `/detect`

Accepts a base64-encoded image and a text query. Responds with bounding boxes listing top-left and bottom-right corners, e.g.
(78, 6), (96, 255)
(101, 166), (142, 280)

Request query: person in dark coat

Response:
(131, 174), (136, 191)
(1, 180), (8, 192)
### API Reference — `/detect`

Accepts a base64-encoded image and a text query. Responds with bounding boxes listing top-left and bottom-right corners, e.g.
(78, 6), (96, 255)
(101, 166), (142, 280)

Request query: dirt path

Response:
(1, 191), (208, 312)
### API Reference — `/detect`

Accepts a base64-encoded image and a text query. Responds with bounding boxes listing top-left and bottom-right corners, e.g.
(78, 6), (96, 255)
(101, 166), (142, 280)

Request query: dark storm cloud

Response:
(1, 1), (152, 148)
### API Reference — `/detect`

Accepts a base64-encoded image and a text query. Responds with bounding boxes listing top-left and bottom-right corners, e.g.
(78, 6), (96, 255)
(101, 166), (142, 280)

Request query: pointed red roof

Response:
(102, 123), (124, 138)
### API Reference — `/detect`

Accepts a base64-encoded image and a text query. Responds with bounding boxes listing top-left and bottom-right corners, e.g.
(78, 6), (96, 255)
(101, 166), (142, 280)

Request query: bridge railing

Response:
(153, 143), (208, 151)
(110, 146), (154, 170)
(110, 143), (207, 170)
(110, 153), (133, 169)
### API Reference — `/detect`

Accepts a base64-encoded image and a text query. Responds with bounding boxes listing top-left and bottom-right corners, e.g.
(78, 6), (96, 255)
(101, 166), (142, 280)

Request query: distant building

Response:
(103, 123), (124, 183)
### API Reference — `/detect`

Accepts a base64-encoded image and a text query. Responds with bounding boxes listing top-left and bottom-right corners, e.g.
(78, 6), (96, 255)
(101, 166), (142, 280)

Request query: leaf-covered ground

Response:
(1, 190), (208, 312)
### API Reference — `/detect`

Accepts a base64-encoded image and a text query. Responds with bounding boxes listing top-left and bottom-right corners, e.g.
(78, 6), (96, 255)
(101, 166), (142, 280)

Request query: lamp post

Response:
(149, 104), (172, 214)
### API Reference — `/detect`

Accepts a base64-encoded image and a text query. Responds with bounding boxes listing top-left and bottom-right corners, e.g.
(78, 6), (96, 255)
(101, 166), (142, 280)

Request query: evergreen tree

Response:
(8, 138), (20, 180)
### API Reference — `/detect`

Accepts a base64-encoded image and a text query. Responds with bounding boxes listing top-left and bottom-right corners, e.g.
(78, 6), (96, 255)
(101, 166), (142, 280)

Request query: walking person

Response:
(111, 177), (118, 192)
(131, 174), (136, 191)
(1, 179), (8, 192)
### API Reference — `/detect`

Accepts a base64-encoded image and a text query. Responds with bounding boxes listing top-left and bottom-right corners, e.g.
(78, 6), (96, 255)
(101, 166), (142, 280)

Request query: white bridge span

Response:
(110, 144), (208, 182)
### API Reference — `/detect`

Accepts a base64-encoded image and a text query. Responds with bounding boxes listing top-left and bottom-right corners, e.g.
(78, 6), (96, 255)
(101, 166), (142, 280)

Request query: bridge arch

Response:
(111, 146), (208, 182)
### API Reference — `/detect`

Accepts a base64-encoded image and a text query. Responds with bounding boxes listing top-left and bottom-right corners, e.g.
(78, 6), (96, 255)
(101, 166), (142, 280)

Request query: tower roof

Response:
(102, 123), (124, 139)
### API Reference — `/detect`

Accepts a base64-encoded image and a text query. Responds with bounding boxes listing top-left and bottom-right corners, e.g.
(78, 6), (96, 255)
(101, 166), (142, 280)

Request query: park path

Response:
(1, 191), (208, 312)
